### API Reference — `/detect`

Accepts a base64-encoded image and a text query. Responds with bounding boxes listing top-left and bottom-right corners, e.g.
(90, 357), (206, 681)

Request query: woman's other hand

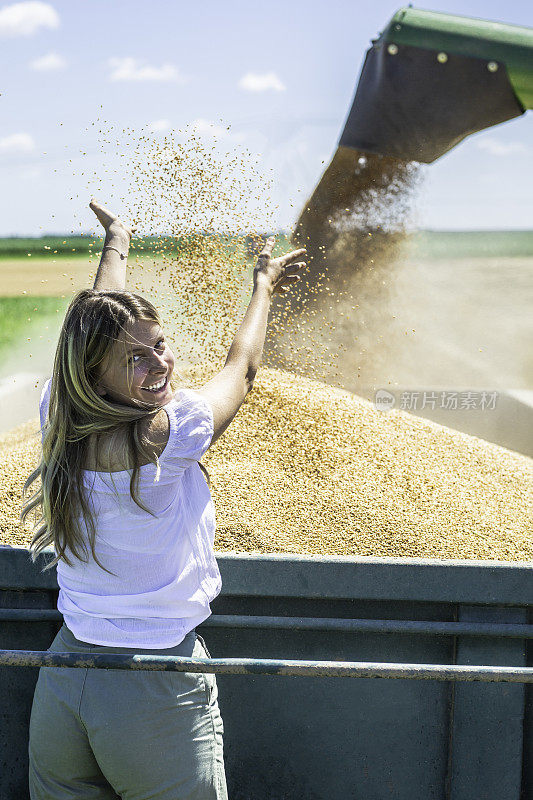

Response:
(253, 236), (307, 296)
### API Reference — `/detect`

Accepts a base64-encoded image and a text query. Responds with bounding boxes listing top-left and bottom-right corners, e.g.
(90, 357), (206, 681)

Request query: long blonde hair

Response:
(21, 289), (209, 575)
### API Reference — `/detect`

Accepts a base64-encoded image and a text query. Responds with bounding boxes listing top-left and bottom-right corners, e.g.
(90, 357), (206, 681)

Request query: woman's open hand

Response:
(254, 236), (307, 296)
(89, 199), (136, 242)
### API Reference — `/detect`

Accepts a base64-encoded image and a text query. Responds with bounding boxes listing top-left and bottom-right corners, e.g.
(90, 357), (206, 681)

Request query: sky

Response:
(0, 0), (532, 236)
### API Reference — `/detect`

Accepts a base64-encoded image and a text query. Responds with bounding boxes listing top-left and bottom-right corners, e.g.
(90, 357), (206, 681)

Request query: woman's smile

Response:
(96, 319), (175, 407)
(141, 376), (169, 394)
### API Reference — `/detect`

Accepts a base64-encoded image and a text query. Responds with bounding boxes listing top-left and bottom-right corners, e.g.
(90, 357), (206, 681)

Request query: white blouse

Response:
(39, 379), (221, 648)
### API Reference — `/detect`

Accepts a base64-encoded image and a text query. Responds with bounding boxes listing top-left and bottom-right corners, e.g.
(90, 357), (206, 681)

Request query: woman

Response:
(23, 199), (306, 800)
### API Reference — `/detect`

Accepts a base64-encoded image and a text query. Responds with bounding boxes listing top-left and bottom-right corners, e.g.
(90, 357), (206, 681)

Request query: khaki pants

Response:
(28, 624), (228, 799)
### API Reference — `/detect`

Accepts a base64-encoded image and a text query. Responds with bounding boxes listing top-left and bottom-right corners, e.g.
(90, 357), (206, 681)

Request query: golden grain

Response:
(1, 365), (531, 562)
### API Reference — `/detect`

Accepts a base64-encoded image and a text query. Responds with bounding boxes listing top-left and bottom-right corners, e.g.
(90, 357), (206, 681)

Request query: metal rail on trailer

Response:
(3, 611), (533, 682)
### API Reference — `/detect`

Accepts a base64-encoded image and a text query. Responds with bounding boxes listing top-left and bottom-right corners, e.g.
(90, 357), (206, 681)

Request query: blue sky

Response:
(0, 0), (532, 236)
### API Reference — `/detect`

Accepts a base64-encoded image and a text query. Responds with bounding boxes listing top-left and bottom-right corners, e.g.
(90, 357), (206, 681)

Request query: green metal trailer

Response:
(3, 547), (533, 800)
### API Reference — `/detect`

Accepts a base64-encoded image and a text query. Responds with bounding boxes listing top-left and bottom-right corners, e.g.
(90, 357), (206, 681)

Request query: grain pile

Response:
(2, 365), (532, 562)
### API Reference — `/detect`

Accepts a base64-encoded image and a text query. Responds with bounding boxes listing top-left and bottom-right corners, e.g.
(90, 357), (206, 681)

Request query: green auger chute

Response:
(339, 7), (532, 163)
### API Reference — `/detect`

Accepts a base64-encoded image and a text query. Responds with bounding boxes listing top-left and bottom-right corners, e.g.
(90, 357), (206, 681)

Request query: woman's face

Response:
(95, 318), (175, 407)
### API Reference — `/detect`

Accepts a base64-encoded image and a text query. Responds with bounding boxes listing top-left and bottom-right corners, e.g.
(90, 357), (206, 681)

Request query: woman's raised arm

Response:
(89, 199), (135, 292)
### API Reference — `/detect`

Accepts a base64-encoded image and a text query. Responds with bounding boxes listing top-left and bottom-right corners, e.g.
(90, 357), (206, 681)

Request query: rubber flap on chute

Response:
(339, 42), (524, 163)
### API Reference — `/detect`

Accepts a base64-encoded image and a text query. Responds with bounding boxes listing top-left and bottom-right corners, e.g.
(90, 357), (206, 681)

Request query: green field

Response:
(0, 233), (293, 260)
(1, 230), (532, 261)
(0, 229), (531, 390)
(408, 230), (533, 259)
(0, 297), (69, 360)
(0, 235), (93, 259)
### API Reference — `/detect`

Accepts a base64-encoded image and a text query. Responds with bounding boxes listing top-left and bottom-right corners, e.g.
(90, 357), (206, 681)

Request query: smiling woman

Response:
(95, 317), (175, 407)
(21, 288), (183, 572)
(20, 198), (306, 800)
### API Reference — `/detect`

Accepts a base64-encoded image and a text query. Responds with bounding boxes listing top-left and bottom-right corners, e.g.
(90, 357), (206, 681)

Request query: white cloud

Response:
(0, 132), (36, 153)
(0, 1), (59, 37)
(238, 72), (286, 92)
(29, 51), (65, 71)
(476, 138), (528, 157)
(109, 57), (186, 83)
(148, 118), (171, 132)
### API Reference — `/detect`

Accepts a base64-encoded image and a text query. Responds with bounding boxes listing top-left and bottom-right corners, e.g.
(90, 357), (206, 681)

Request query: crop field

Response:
(407, 230), (533, 259)
(0, 234), (265, 379)
(0, 231), (532, 389)
(0, 297), (69, 361)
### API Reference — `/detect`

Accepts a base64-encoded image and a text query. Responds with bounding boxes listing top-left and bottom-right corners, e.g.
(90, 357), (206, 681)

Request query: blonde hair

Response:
(21, 289), (209, 575)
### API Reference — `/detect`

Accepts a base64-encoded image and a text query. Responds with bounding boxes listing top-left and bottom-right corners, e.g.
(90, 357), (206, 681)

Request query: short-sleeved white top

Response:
(39, 379), (222, 648)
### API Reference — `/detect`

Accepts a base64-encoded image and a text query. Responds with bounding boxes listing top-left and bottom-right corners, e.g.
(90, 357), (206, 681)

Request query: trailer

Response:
(2, 547), (533, 800)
